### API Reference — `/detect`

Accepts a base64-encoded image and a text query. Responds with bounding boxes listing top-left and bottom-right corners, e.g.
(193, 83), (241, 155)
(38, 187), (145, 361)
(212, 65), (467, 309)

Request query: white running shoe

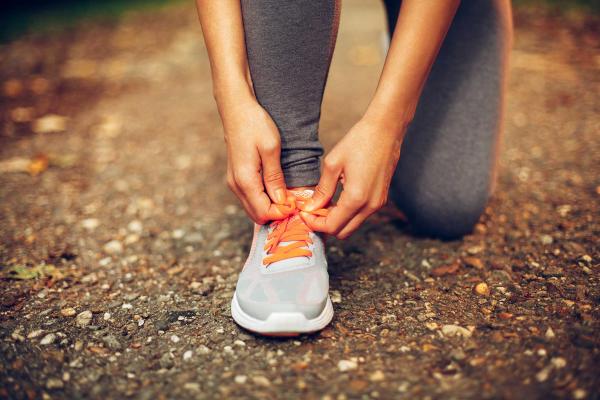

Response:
(231, 189), (333, 336)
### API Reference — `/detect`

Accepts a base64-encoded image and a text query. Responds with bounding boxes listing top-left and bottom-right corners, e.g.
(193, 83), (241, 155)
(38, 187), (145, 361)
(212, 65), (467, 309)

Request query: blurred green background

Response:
(0, 0), (599, 42)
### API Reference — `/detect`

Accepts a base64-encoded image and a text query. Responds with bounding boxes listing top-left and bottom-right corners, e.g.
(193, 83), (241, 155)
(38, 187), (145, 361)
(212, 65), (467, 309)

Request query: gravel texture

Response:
(1, 2), (599, 399)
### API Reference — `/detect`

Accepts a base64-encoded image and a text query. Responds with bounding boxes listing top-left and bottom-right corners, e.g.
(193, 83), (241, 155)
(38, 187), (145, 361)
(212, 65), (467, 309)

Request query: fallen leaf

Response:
(2, 264), (64, 281)
(28, 154), (49, 176)
(431, 262), (459, 277)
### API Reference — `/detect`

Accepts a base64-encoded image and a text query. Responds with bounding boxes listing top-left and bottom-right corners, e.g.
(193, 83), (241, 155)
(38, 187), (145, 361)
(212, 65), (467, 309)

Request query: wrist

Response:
(361, 104), (412, 140)
(213, 73), (255, 109)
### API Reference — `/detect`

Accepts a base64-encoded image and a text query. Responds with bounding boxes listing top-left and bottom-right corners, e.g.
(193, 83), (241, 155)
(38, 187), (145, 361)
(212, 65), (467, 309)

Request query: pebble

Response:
(159, 353), (174, 369)
(338, 359), (358, 372)
(128, 220), (143, 233)
(75, 310), (93, 328)
(102, 334), (122, 350)
(551, 357), (566, 369)
(545, 327), (556, 339)
(441, 325), (472, 338)
(46, 378), (64, 390)
(573, 389), (587, 399)
(251, 376), (270, 387)
(27, 329), (44, 339)
(369, 371), (385, 382)
(542, 266), (563, 277)
(535, 365), (552, 382)
(103, 312), (111, 320)
(540, 234), (554, 245)
(122, 303), (133, 310)
(450, 348), (466, 361)
(183, 350), (193, 361)
(234, 375), (247, 384)
(183, 382), (200, 391)
(474, 282), (490, 296)
(81, 218), (100, 230)
(463, 257), (484, 270)
(103, 240), (123, 254)
(331, 290), (342, 304)
(33, 114), (67, 134)
(61, 307), (76, 317)
(171, 335), (180, 343)
(233, 340), (246, 347)
(197, 345), (211, 355)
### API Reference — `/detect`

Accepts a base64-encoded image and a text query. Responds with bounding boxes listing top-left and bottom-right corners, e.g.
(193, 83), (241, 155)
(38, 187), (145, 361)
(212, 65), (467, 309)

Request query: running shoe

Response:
(231, 189), (333, 336)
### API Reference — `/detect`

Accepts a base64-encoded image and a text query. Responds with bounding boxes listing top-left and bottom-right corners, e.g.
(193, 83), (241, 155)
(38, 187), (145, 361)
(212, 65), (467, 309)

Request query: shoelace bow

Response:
(262, 195), (328, 266)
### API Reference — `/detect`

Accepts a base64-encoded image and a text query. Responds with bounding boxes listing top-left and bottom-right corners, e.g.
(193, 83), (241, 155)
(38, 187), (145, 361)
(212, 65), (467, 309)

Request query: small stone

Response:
(551, 357), (566, 369)
(183, 382), (200, 391)
(338, 359), (358, 372)
(449, 348), (466, 361)
(235, 375), (247, 384)
(474, 282), (490, 296)
(542, 266), (563, 277)
(540, 234), (554, 245)
(122, 303), (133, 310)
(103, 312), (111, 320)
(27, 329), (44, 339)
(252, 376), (270, 387)
(233, 339), (246, 347)
(159, 353), (174, 369)
(330, 290), (342, 303)
(369, 370), (385, 382)
(441, 325), (472, 338)
(128, 220), (143, 233)
(40, 333), (57, 345)
(61, 307), (76, 317)
(103, 240), (123, 254)
(102, 334), (122, 350)
(75, 310), (93, 328)
(46, 378), (64, 390)
(535, 365), (552, 382)
(573, 389), (587, 399)
(223, 345), (234, 355)
(183, 350), (193, 361)
(32, 114), (67, 134)
(81, 218), (100, 230)
(197, 345), (211, 355)
(545, 327), (556, 339)
(172, 229), (185, 239)
(171, 335), (180, 343)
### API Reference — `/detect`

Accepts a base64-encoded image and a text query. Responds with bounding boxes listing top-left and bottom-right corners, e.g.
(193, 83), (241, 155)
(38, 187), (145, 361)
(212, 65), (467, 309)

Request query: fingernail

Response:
(275, 189), (285, 204)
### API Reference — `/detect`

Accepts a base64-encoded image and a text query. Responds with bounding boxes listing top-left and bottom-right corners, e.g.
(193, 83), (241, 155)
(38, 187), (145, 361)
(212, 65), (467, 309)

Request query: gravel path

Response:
(1, 2), (599, 399)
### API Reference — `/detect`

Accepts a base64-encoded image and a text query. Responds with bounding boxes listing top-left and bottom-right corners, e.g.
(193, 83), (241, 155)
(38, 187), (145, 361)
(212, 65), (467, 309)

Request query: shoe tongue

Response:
(265, 190), (314, 270)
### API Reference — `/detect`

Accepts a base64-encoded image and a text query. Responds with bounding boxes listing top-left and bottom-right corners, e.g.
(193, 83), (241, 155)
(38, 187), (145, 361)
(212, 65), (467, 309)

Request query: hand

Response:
(219, 96), (289, 224)
(301, 117), (404, 238)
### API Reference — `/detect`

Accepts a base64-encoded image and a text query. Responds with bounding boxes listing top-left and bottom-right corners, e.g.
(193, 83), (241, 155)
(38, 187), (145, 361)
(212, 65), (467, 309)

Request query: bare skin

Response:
(196, 0), (460, 235)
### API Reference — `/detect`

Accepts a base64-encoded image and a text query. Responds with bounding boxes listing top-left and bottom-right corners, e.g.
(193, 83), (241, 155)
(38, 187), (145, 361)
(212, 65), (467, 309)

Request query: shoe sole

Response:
(231, 292), (334, 337)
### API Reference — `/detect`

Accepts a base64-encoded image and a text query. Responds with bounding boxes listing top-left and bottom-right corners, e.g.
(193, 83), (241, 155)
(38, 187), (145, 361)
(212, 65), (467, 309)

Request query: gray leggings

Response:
(240, 0), (511, 238)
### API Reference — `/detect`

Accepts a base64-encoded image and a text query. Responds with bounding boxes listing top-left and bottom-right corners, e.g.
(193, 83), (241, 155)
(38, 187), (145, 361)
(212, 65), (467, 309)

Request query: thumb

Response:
(260, 145), (287, 204)
(304, 158), (341, 211)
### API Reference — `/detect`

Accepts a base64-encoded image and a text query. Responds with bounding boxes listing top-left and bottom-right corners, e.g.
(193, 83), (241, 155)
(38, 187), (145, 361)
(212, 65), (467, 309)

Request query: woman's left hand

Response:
(301, 117), (405, 239)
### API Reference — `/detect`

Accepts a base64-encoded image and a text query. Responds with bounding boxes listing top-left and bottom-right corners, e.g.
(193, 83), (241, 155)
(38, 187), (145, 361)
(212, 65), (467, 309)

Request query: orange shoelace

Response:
(262, 194), (328, 266)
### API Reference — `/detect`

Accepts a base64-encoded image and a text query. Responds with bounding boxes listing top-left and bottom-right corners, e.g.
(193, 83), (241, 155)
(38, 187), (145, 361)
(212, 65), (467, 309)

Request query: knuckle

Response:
(260, 139), (280, 154)
(346, 189), (367, 206)
(322, 156), (339, 172)
(263, 170), (284, 184)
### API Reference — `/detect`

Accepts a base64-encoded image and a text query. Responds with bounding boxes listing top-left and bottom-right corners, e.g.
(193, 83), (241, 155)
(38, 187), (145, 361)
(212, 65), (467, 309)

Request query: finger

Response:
(301, 192), (361, 235)
(304, 157), (341, 211)
(259, 144), (287, 204)
(335, 208), (372, 239)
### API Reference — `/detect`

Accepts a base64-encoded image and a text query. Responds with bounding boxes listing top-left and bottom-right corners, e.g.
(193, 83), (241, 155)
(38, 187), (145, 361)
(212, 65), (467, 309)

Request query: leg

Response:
(240, 0), (341, 188)
(386, 0), (513, 239)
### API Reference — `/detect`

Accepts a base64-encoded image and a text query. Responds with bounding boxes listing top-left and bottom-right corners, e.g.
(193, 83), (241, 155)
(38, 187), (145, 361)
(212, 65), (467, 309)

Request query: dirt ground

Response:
(0, 1), (599, 399)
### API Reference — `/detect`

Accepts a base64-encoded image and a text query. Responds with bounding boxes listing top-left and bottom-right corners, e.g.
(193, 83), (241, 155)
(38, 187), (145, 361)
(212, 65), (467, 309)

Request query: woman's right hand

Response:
(218, 95), (290, 224)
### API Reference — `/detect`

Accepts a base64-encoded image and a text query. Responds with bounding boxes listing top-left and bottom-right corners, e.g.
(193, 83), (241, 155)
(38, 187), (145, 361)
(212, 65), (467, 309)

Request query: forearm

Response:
(364, 0), (460, 135)
(195, 0), (254, 107)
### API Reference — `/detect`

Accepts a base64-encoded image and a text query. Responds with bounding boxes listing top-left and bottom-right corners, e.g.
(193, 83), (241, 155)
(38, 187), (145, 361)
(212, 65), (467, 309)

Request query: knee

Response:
(394, 188), (488, 239)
